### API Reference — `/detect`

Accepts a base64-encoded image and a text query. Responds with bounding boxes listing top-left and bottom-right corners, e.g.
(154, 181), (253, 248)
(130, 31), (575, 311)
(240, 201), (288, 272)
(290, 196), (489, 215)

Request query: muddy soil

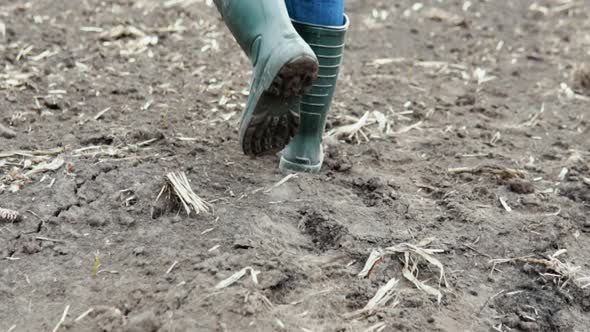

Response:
(1, 0), (590, 331)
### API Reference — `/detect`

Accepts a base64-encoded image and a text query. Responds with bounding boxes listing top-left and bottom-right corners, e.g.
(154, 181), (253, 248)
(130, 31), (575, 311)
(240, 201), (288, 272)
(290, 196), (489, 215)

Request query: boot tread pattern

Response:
(242, 58), (318, 156)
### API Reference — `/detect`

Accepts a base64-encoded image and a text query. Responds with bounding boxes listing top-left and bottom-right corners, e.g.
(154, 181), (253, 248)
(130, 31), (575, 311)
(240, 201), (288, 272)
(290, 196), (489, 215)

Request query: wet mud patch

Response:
(351, 176), (399, 207)
(493, 280), (588, 332)
(324, 144), (353, 173)
(298, 207), (348, 251)
(260, 267), (308, 304)
(560, 184), (590, 204)
(437, 197), (490, 225)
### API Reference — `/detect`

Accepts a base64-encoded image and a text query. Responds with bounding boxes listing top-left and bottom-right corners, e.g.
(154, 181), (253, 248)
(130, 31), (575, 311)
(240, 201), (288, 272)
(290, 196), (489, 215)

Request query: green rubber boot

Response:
(213, 0), (319, 156)
(279, 16), (349, 173)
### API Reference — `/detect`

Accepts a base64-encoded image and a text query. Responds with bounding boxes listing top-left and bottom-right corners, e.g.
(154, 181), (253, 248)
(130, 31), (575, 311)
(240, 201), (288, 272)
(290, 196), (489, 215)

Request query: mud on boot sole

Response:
(241, 56), (318, 156)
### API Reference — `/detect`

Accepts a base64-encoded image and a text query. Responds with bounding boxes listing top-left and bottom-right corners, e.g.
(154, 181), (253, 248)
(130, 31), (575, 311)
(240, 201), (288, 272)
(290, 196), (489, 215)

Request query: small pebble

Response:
(501, 313), (520, 328)
(87, 215), (107, 227)
(0, 123), (16, 139)
(133, 246), (145, 256)
(519, 321), (539, 331)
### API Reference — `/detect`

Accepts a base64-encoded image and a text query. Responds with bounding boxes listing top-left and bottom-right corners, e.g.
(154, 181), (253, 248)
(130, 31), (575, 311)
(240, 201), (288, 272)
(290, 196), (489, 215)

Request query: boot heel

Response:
(267, 56), (318, 98)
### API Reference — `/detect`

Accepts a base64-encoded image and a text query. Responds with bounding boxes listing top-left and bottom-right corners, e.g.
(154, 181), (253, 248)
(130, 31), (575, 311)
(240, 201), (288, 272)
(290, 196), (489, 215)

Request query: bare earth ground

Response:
(1, 0), (590, 331)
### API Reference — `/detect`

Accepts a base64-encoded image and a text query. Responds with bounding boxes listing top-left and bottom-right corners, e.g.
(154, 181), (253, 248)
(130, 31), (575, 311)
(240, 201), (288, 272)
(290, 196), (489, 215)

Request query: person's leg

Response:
(212, 0), (319, 156)
(280, 1), (348, 173)
(285, 0), (344, 26)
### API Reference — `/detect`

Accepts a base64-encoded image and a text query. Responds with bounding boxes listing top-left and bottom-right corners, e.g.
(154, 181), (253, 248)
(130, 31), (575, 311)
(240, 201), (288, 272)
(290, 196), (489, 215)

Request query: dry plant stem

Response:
(389, 121), (423, 136)
(1, 139), (161, 194)
(264, 173), (298, 193)
(326, 111), (372, 143)
(344, 278), (400, 319)
(366, 278), (399, 308)
(215, 266), (260, 289)
(25, 156), (65, 177)
(166, 261), (178, 274)
(499, 197), (512, 212)
(520, 103), (544, 127)
(163, 0), (202, 9)
(52, 304), (70, 332)
(0, 147), (64, 159)
(357, 239), (447, 305)
(448, 165), (526, 179)
(402, 252), (443, 303)
(362, 322), (387, 332)
(74, 308), (94, 322)
(94, 107), (111, 120)
(156, 172), (212, 215)
(35, 236), (66, 243)
(358, 249), (384, 278)
(386, 240), (448, 287)
(489, 250), (589, 288)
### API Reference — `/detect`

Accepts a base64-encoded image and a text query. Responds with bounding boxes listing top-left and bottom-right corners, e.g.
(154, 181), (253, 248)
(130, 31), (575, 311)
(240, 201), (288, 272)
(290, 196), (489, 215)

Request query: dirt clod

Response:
(352, 176), (398, 207)
(560, 185), (590, 203)
(299, 207), (347, 250)
(573, 63), (590, 94)
(508, 179), (535, 194)
(126, 310), (160, 332)
(0, 123), (16, 139)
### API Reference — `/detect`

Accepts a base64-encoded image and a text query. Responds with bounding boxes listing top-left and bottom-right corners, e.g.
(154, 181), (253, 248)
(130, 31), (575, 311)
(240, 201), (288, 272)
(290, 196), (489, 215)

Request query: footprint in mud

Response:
(560, 184), (590, 203)
(298, 207), (348, 251)
(493, 280), (589, 331)
(323, 145), (353, 173)
(438, 200), (482, 224)
(4, 235), (42, 257)
(351, 176), (399, 207)
(569, 211), (590, 233)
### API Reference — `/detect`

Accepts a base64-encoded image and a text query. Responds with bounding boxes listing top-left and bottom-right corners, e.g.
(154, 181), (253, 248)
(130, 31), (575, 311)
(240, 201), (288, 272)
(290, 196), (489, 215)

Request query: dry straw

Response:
(156, 172), (212, 215)
(489, 249), (590, 289)
(349, 238), (447, 319)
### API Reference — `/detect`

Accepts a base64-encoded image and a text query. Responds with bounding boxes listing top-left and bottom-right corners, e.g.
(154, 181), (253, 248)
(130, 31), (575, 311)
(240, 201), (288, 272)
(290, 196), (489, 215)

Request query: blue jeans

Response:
(285, 0), (345, 26)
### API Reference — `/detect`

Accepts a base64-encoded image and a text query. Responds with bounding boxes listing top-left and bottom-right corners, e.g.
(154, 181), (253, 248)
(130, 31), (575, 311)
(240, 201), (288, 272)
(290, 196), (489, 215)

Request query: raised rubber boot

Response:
(279, 16), (349, 173)
(213, 0), (319, 156)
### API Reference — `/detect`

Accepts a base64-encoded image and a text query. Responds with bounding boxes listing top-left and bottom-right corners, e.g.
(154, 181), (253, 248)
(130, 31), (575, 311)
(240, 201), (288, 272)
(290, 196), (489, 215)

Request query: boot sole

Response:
(279, 154), (323, 174)
(241, 56), (318, 156)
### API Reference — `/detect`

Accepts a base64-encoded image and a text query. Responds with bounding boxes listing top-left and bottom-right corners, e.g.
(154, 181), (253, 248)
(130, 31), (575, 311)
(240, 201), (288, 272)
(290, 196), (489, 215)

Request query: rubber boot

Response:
(279, 15), (349, 173)
(213, 0), (319, 156)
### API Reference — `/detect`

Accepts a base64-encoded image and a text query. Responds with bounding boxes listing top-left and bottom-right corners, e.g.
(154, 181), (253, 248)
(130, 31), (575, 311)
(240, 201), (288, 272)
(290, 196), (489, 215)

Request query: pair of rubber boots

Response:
(213, 0), (348, 173)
